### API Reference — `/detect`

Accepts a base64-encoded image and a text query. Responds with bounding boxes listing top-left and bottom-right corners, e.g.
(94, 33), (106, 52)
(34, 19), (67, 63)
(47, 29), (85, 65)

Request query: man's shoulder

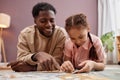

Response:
(55, 25), (64, 31)
(20, 25), (35, 34)
(55, 25), (68, 37)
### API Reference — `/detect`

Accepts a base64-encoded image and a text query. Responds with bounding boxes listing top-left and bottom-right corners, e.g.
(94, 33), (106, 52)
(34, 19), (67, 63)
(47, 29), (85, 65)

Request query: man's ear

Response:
(34, 19), (36, 24)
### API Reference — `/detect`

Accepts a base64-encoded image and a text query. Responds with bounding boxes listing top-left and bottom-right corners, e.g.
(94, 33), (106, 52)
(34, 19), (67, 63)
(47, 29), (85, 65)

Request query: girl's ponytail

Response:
(88, 32), (98, 60)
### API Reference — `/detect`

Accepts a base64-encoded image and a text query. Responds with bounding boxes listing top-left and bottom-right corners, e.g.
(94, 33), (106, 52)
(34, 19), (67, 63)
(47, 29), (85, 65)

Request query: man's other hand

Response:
(34, 52), (60, 71)
(7, 61), (37, 72)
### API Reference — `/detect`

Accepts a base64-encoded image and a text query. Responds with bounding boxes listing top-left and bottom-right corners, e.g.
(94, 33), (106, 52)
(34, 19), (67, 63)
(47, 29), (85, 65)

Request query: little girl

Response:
(60, 13), (106, 73)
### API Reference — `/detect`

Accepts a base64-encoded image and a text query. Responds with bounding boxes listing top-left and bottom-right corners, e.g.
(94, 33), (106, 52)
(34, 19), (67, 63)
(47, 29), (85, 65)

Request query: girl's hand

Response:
(75, 60), (95, 73)
(60, 61), (74, 73)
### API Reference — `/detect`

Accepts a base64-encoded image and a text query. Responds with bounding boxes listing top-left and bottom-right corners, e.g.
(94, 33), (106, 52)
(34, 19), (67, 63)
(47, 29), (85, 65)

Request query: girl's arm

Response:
(75, 60), (105, 73)
(93, 59), (106, 71)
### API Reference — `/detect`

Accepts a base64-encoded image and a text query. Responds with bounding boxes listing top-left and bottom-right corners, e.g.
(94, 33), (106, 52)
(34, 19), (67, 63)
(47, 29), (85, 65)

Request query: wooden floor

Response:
(0, 63), (120, 80)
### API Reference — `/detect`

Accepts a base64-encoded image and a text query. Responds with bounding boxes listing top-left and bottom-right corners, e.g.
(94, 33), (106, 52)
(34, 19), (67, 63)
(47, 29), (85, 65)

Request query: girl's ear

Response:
(87, 26), (90, 32)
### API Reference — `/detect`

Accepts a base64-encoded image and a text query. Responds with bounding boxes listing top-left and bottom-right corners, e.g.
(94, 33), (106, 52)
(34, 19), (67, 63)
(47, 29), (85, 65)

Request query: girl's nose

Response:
(76, 39), (81, 44)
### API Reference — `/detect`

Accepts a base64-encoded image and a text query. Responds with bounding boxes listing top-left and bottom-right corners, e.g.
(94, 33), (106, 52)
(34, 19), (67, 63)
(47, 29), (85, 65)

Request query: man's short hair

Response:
(32, 2), (56, 18)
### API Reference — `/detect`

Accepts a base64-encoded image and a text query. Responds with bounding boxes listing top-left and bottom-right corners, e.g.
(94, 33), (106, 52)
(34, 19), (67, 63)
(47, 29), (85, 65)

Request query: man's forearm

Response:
(25, 62), (37, 71)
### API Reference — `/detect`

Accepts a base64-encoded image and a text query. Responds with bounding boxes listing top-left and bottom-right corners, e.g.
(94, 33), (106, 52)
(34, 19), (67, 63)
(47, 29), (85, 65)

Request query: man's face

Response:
(34, 10), (56, 37)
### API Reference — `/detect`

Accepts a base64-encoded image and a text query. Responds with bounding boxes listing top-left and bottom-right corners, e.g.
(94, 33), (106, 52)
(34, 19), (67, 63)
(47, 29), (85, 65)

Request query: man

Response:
(8, 2), (67, 72)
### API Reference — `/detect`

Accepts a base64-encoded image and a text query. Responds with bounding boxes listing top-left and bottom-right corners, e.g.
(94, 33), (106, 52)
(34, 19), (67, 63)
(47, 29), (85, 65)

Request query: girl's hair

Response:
(88, 32), (98, 60)
(65, 13), (98, 60)
(65, 13), (88, 32)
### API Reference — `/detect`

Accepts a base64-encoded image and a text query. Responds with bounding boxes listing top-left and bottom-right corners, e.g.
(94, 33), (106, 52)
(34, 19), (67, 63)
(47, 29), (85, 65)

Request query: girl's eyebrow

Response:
(70, 37), (75, 39)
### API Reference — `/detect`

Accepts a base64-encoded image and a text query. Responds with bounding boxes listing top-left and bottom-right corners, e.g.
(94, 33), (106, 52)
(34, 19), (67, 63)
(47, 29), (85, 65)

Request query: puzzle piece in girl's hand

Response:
(72, 70), (80, 74)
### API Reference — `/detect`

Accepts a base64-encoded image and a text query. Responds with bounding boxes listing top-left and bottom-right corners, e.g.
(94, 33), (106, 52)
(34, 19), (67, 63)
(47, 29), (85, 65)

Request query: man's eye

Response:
(40, 19), (47, 23)
(50, 19), (54, 23)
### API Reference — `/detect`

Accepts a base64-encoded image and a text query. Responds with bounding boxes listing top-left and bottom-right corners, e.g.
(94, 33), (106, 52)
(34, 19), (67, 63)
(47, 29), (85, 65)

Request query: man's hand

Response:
(7, 61), (37, 72)
(33, 52), (60, 71)
(60, 61), (74, 73)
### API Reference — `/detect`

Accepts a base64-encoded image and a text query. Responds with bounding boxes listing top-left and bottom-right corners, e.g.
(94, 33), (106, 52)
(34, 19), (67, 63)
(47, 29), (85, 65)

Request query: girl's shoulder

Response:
(65, 38), (74, 49)
(90, 33), (102, 46)
(90, 33), (101, 42)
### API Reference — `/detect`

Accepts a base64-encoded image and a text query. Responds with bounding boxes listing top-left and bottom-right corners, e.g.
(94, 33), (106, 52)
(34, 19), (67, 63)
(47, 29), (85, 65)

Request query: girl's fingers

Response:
(67, 62), (74, 71)
(60, 61), (74, 72)
(78, 61), (86, 67)
(60, 66), (65, 72)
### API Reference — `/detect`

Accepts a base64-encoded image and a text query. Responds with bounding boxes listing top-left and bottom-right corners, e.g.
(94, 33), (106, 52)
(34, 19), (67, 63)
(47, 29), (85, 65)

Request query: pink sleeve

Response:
(94, 38), (106, 62)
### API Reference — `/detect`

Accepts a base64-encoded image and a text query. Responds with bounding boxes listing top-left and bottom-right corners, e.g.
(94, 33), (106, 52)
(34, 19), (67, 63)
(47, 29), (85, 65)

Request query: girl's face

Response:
(68, 26), (89, 47)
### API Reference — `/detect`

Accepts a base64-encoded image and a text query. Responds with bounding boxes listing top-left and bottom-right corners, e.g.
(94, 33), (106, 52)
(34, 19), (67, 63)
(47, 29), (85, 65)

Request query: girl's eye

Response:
(79, 36), (84, 39)
(70, 38), (75, 40)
